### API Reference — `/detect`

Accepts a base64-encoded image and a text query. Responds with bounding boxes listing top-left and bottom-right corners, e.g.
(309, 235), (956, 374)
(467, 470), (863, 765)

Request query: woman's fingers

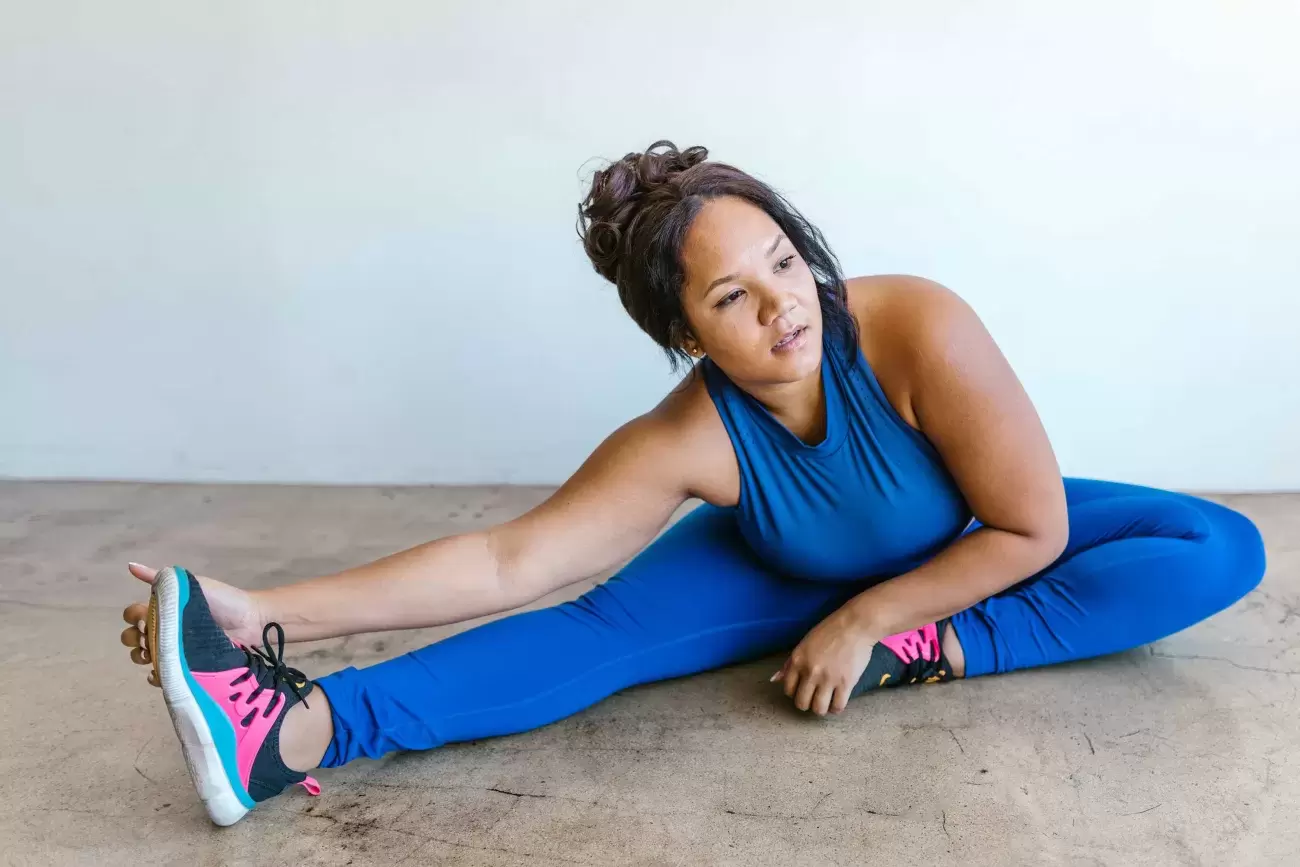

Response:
(127, 562), (159, 585)
(793, 676), (818, 712)
(122, 570), (158, 676)
(121, 614), (148, 645)
(774, 672), (852, 716)
(811, 686), (842, 717)
(810, 684), (835, 717)
(122, 582), (153, 664)
(829, 686), (849, 715)
(126, 634), (151, 664)
(122, 601), (148, 626)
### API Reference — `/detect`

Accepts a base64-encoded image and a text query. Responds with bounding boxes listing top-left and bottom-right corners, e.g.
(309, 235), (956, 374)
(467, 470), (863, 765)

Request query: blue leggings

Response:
(316, 479), (1265, 766)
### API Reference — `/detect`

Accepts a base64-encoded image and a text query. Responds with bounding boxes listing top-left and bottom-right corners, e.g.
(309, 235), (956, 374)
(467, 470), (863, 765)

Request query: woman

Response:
(120, 141), (1266, 826)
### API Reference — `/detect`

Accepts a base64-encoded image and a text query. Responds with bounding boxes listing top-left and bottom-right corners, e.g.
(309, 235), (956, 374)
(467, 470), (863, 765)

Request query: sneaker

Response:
(850, 620), (955, 698)
(147, 566), (320, 826)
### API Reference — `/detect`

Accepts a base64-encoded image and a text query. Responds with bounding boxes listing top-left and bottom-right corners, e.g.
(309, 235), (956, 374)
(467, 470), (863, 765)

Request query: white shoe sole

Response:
(151, 566), (252, 827)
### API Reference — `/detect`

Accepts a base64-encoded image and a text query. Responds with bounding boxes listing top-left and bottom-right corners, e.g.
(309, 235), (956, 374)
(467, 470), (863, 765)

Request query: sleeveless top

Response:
(700, 334), (971, 583)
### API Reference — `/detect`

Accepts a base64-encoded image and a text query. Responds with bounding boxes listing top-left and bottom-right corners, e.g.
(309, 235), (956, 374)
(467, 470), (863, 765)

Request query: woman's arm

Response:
(846, 278), (1068, 636)
(257, 409), (702, 642)
(775, 277), (1067, 714)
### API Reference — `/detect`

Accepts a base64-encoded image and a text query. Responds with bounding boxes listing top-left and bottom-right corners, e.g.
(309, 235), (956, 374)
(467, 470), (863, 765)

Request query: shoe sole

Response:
(151, 566), (253, 827)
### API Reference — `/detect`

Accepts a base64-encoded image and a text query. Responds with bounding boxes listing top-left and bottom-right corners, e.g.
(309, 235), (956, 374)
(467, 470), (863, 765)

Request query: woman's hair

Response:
(577, 140), (859, 370)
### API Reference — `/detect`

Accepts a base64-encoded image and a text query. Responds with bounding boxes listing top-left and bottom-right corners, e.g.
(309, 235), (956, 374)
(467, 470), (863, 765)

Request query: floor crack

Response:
(1150, 652), (1300, 676)
(488, 786), (548, 799)
(133, 737), (155, 784)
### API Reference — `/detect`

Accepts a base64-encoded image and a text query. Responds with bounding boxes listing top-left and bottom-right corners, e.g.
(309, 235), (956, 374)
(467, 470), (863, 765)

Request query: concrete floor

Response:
(2, 481), (1298, 866)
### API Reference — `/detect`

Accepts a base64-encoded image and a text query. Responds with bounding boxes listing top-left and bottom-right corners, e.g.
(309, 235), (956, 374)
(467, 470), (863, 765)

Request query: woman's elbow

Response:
(1032, 511), (1069, 567)
(999, 508), (1068, 572)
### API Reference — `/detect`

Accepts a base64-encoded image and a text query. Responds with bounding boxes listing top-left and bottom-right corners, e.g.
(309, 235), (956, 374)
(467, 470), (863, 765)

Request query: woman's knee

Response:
(1196, 499), (1267, 607)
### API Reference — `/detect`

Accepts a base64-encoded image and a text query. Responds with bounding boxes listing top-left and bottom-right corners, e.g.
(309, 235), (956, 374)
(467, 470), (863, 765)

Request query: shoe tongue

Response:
(269, 663), (315, 709)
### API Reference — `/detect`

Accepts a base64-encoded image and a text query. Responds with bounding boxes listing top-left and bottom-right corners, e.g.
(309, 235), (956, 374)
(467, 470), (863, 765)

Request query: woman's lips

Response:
(772, 325), (809, 354)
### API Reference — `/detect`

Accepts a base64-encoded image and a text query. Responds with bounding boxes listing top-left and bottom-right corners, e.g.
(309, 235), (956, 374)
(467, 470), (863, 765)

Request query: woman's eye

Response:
(718, 289), (744, 307)
(776, 255), (795, 272)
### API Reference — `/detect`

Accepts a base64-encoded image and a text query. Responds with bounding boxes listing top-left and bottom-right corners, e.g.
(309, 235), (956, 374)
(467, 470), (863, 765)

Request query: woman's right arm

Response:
(249, 408), (706, 642)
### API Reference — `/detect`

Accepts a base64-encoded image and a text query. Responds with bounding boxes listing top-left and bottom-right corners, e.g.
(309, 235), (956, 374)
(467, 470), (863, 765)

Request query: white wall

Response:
(2, 1), (1297, 490)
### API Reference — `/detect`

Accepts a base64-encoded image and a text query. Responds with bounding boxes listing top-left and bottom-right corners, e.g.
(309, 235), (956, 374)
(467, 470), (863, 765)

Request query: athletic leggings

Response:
(316, 478), (1266, 766)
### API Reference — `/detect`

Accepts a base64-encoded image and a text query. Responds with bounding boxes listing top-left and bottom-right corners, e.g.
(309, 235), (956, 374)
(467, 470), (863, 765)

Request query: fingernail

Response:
(769, 672), (781, 682)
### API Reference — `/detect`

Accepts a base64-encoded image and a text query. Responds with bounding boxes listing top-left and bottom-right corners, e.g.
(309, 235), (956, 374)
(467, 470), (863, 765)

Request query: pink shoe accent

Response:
(879, 622), (941, 664)
(192, 668), (288, 791)
(299, 777), (321, 796)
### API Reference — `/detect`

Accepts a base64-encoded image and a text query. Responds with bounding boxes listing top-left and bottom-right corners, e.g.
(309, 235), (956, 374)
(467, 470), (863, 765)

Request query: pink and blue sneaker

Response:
(851, 619), (955, 698)
(147, 566), (320, 826)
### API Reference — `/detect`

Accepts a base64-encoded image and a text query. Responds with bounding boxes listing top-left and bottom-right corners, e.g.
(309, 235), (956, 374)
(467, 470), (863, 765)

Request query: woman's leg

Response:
(952, 478), (1267, 676)
(311, 505), (863, 767)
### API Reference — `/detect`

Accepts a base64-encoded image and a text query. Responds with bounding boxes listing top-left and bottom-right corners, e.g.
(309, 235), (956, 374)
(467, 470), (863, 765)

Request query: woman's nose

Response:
(759, 289), (798, 326)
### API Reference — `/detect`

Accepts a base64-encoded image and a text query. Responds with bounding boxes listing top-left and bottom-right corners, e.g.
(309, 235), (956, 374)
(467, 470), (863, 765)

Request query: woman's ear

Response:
(672, 320), (704, 359)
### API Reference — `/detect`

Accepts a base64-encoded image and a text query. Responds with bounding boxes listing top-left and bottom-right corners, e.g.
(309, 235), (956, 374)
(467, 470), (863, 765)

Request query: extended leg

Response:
(313, 506), (863, 766)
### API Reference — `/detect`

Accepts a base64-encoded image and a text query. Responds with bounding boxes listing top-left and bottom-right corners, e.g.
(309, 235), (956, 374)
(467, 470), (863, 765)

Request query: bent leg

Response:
(315, 506), (861, 765)
(953, 479), (1267, 676)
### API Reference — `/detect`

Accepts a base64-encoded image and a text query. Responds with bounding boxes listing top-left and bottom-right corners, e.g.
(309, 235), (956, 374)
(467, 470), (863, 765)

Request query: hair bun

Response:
(632, 140), (709, 187)
(578, 140), (708, 284)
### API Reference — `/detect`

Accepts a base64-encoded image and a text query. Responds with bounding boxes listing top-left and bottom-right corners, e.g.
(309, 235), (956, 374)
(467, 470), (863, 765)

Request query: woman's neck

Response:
(746, 368), (827, 445)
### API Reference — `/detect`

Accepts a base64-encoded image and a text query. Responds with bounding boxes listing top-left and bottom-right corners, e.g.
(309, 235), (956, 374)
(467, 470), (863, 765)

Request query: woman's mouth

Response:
(772, 325), (809, 354)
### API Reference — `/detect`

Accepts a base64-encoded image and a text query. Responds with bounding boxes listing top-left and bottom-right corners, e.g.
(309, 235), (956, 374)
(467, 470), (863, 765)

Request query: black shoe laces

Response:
(230, 622), (311, 719)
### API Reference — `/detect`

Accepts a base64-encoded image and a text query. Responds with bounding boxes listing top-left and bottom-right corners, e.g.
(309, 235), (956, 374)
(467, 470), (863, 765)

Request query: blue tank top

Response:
(701, 335), (971, 583)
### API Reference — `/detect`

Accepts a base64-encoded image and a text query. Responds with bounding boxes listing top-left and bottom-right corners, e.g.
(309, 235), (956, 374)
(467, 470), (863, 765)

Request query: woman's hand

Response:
(771, 601), (877, 716)
(118, 563), (265, 686)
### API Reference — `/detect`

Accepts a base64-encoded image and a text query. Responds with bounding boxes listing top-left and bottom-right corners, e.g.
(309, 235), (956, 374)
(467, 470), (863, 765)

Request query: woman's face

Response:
(678, 196), (824, 385)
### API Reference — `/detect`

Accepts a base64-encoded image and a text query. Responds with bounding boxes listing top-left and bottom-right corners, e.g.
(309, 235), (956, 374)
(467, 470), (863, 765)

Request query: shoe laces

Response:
(230, 622), (311, 715)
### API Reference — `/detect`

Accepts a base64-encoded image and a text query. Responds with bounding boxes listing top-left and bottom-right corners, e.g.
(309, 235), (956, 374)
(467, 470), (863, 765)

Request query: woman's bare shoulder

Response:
(846, 274), (962, 328)
(845, 274), (975, 428)
(639, 363), (740, 506)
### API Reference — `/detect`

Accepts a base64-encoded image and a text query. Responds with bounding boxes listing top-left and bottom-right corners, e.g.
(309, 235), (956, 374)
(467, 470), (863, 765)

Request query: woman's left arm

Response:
(777, 279), (1068, 714)
(852, 280), (1068, 633)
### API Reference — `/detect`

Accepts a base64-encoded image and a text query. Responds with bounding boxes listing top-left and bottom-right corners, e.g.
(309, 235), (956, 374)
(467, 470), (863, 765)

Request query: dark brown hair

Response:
(577, 140), (858, 370)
